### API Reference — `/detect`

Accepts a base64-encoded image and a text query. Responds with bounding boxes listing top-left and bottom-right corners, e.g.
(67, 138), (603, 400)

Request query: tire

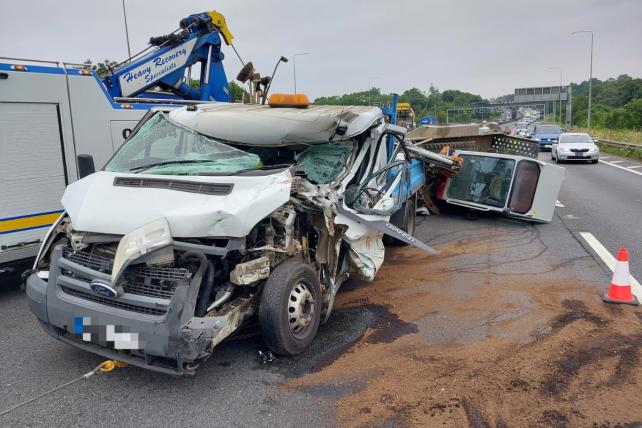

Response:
(383, 193), (417, 246)
(259, 258), (321, 355)
(592, 159), (598, 164)
(555, 156), (561, 164)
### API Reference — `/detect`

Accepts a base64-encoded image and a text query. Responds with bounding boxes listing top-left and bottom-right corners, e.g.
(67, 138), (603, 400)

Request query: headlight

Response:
(33, 212), (68, 271)
(533, 137), (540, 141)
(558, 147), (570, 153)
(111, 217), (172, 283)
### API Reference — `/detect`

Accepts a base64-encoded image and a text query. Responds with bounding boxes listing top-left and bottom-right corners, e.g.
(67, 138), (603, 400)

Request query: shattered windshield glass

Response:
(296, 143), (353, 184)
(105, 113), (262, 175)
(447, 154), (515, 208)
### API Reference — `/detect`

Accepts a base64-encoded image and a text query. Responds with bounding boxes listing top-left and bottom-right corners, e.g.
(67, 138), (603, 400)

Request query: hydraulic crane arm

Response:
(102, 10), (234, 102)
(206, 10), (233, 45)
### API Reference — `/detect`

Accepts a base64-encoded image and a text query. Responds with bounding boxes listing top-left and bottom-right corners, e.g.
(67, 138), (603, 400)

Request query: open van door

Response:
(441, 151), (565, 222)
(506, 159), (564, 222)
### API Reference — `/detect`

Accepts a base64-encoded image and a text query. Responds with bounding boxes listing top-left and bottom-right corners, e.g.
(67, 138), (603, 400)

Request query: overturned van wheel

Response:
(259, 259), (321, 356)
(383, 193), (417, 246)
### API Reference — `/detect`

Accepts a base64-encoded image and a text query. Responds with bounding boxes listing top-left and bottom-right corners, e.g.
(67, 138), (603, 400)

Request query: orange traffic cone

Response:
(603, 248), (639, 305)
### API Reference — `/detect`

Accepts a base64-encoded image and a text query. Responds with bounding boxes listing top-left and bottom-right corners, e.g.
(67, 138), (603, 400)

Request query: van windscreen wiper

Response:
(129, 159), (213, 173)
(198, 163), (293, 176)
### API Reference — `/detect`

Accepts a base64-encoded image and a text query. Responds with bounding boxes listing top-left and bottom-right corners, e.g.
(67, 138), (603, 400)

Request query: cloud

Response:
(2, 0), (640, 99)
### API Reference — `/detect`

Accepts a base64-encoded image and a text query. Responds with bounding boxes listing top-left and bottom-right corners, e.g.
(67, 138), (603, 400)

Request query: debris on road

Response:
(286, 219), (642, 427)
(258, 350), (276, 365)
(407, 124), (566, 222)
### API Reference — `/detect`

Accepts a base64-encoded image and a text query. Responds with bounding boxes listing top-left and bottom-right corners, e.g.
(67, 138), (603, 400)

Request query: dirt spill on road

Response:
(284, 242), (642, 427)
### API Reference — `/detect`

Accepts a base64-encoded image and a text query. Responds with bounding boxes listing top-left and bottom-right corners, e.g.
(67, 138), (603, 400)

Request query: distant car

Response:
(551, 133), (599, 164)
(532, 124), (562, 151)
(515, 121), (529, 137)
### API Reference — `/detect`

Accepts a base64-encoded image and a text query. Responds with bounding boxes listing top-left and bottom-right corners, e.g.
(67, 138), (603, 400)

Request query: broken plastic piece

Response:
(230, 257), (270, 285)
(258, 350), (275, 364)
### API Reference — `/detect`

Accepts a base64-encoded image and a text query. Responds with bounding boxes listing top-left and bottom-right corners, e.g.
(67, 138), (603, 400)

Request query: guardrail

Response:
(597, 139), (642, 150)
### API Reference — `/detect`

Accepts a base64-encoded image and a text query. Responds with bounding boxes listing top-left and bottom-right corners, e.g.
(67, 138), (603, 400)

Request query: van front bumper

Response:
(25, 246), (255, 375)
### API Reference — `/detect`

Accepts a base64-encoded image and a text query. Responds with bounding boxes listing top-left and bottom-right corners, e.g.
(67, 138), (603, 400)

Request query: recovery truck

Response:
(0, 10), (246, 273)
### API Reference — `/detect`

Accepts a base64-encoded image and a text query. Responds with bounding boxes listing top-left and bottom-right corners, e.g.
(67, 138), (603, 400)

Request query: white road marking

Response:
(599, 156), (612, 159)
(598, 160), (642, 176)
(555, 200), (565, 207)
(579, 232), (642, 299)
(627, 165), (642, 169)
(609, 160), (625, 164)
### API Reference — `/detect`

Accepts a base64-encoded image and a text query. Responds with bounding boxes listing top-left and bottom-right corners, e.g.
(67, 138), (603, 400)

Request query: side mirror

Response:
(77, 154), (95, 179)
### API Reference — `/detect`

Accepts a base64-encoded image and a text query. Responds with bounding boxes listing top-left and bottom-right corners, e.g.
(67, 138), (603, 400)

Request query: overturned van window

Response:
(105, 113), (261, 175)
(447, 155), (515, 208)
(508, 160), (540, 214)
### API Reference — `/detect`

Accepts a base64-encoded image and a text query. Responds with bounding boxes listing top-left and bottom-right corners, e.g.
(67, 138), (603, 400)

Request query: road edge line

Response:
(579, 231), (642, 298)
(598, 160), (642, 176)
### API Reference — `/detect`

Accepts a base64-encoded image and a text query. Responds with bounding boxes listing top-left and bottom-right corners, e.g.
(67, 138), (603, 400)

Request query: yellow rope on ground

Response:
(0, 360), (127, 418)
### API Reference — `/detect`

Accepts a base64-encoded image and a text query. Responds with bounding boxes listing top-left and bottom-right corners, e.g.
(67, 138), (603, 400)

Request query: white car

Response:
(551, 133), (599, 164)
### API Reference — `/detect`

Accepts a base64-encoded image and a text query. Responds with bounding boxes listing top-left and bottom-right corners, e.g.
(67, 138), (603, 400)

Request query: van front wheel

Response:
(259, 259), (321, 355)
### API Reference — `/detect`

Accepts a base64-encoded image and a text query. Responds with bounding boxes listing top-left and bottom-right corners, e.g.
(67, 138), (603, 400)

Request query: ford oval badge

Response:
(90, 281), (118, 298)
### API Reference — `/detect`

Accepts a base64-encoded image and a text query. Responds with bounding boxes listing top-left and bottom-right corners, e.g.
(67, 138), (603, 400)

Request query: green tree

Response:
(228, 81), (247, 102)
(83, 59), (118, 77)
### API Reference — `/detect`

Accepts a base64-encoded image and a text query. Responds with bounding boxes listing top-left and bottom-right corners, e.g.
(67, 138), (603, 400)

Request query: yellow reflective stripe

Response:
(0, 212), (61, 233)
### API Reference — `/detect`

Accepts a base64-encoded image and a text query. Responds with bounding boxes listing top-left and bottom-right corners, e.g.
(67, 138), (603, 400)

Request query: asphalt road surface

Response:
(0, 146), (640, 426)
(541, 150), (642, 281)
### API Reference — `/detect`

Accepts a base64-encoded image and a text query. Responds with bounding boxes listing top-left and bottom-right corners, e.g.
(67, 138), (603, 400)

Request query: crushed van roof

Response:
(169, 103), (382, 146)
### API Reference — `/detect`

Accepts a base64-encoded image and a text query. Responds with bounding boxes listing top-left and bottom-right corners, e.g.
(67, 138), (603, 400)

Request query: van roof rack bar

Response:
(0, 56), (60, 66)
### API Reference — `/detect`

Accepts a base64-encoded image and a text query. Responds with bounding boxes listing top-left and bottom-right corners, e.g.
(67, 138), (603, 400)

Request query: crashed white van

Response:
(25, 102), (434, 375)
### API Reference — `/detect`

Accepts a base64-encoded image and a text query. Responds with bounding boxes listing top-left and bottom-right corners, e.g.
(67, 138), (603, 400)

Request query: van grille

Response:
(64, 247), (113, 273)
(60, 286), (167, 316)
(61, 248), (191, 301)
(113, 177), (233, 195)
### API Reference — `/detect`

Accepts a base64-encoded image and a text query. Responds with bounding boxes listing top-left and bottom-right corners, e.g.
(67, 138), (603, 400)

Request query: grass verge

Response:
(575, 127), (642, 146)
(597, 143), (642, 162)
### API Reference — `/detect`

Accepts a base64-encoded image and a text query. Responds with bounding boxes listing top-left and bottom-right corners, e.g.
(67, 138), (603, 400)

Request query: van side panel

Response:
(0, 102), (66, 262)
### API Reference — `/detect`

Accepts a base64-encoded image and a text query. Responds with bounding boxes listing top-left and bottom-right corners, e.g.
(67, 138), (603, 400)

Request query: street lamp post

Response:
(368, 77), (379, 106)
(548, 67), (563, 124)
(571, 30), (594, 129)
(121, 0), (132, 59)
(292, 52), (309, 94)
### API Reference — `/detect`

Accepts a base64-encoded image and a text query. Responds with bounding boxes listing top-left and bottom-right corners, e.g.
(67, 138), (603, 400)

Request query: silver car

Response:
(551, 133), (599, 164)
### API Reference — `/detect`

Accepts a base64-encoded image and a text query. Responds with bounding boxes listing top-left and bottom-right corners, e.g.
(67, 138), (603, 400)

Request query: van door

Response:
(507, 160), (564, 222)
